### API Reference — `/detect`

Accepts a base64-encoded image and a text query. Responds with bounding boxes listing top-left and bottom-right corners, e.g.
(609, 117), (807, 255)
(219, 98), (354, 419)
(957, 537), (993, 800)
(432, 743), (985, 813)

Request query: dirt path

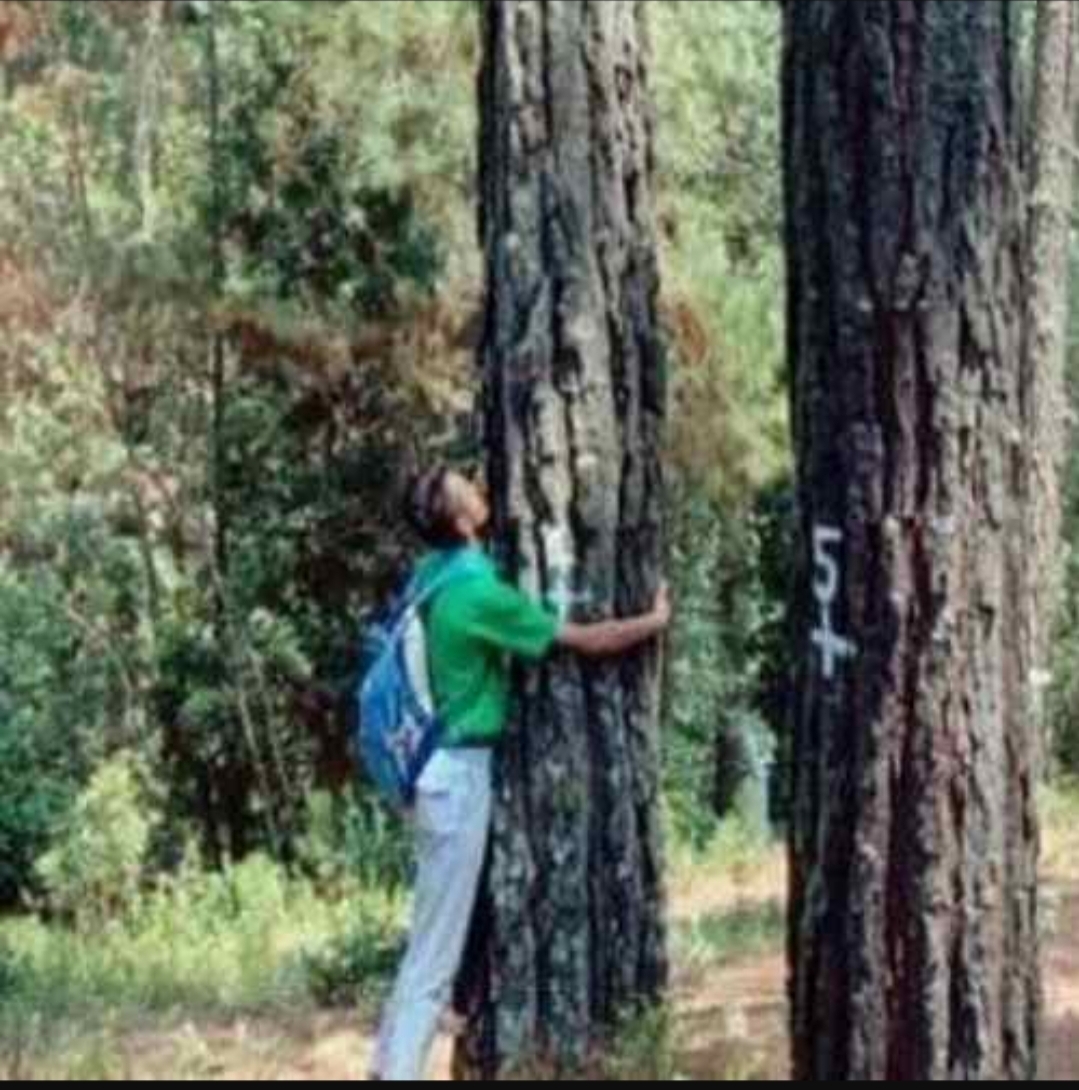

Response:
(672, 885), (1079, 1082)
(1042, 884), (1079, 1081)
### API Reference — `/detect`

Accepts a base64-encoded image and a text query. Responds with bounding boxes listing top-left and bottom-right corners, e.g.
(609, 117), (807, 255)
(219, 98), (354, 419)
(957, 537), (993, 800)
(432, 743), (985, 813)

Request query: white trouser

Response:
(375, 748), (493, 1081)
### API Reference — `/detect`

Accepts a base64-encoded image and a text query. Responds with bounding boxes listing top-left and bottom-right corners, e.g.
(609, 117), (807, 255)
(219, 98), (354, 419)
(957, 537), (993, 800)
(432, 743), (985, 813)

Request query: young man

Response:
(373, 467), (672, 1081)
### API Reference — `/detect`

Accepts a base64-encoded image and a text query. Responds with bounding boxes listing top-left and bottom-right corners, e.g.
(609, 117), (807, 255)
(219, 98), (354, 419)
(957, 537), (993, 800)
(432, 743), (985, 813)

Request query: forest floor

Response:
(79, 889), (1079, 1080)
(6, 794), (1079, 1081)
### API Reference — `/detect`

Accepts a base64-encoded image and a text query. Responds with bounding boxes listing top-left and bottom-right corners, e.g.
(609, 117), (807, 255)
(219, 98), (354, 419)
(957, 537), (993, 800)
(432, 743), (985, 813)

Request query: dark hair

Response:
(405, 466), (461, 548)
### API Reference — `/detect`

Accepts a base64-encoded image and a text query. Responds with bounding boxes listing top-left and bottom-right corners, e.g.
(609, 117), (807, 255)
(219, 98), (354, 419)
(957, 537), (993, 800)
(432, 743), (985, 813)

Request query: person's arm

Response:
(557, 586), (671, 659)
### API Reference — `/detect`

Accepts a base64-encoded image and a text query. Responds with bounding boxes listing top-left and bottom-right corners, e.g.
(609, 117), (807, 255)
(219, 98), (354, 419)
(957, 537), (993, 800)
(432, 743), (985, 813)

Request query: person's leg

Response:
(372, 811), (414, 1081)
(373, 811), (418, 1079)
(377, 752), (492, 1081)
(372, 994), (396, 1080)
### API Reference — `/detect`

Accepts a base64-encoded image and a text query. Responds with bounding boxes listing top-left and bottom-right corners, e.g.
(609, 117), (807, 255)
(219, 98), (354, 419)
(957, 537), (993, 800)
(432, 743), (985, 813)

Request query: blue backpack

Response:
(355, 552), (483, 808)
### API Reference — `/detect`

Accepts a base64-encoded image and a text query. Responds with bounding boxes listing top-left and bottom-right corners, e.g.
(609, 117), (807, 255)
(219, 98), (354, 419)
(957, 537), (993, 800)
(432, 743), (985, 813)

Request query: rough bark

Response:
(784, 2), (1040, 1080)
(1023, 0), (1077, 718)
(457, 0), (668, 1078)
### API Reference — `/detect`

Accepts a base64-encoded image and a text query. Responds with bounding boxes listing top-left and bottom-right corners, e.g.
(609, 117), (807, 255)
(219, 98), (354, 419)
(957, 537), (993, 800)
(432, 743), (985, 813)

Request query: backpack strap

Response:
(390, 550), (486, 640)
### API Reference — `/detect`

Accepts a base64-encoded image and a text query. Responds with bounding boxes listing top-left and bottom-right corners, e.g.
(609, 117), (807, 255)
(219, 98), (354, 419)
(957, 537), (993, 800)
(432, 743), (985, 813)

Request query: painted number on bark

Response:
(812, 526), (857, 682)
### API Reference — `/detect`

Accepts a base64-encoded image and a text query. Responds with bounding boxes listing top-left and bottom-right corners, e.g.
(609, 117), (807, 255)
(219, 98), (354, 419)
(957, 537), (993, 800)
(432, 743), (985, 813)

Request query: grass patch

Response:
(676, 900), (785, 974)
(602, 1006), (680, 1081)
(1043, 780), (1079, 886)
(0, 853), (405, 1076)
(300, 901), (403, 1009)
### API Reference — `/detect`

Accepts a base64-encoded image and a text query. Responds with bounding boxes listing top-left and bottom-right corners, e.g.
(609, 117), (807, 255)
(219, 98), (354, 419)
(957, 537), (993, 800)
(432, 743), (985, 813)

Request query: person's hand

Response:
(652, 582), (673, 631)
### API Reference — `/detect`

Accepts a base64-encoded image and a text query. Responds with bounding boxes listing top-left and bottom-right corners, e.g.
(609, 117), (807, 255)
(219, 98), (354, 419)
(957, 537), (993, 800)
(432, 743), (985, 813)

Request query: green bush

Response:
(0, 564), (111, 906)
(301, 903), (404, 1009)
(1, 850), (392, 1025)
(603, 1007), (679, 1082)
(0, 936), (22, 1003)
(1047, 530), (1079, 776)
(35, 755), (158, 926)
(297, 790), (413, 897)
(675, 900), (785, 974)
(664, 487), (790, 854)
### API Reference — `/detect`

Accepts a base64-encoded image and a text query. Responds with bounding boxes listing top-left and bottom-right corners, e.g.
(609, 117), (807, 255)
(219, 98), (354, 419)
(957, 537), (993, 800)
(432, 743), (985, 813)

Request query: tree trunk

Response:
(457, 0), (668, 1078)
(1023, 0), (1077, 728)
(784, 2), (1039, 1081)
(206, 0), (229, 596)
(134, 0), (166, 239)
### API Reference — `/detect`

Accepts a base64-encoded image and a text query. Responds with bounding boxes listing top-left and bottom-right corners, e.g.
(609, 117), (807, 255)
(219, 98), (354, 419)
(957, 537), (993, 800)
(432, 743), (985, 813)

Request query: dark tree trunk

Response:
(457, 0), (668, 1078)
(784, 2), (1040, 1081)
(206, 0), (229, 597)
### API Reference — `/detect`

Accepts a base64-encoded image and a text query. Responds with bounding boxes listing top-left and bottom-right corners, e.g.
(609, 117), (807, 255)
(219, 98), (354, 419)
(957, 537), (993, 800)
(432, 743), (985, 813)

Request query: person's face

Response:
(443, 472), (491, 541)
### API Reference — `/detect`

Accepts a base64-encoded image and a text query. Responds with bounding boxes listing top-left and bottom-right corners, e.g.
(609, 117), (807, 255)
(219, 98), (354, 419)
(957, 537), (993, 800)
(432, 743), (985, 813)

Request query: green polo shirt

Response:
(416, 548), (560, 747)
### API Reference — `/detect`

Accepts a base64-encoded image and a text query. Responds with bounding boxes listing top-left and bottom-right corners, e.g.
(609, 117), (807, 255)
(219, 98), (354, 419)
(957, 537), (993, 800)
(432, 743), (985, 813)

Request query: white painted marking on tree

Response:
(812, 525), (857, 681)
(545, 525), (577, 623)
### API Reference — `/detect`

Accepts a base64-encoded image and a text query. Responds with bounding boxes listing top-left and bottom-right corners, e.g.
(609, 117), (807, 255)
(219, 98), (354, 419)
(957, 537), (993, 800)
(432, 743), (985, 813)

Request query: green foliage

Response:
(1, 0), (482, 902)
(676, 901), (785, 974)
(1, 0), (793, 915)
(35, 754), (158, 925)
(296, 790), (412, 897)
(0, 565), (109, 905)
(208, 2), (465, 315)
(603, 1007), (679, 1082)
(0, 936), (21, 1003)
(300, 903), (403, 1010)
(654, 3), (791, 859)
(664, 486), (790, 853)
(1046, 247), (1079, 778)
(0, 849), (391, 1027)
(655, 0), (788, 496)
(1047, 544), (1079, 774)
